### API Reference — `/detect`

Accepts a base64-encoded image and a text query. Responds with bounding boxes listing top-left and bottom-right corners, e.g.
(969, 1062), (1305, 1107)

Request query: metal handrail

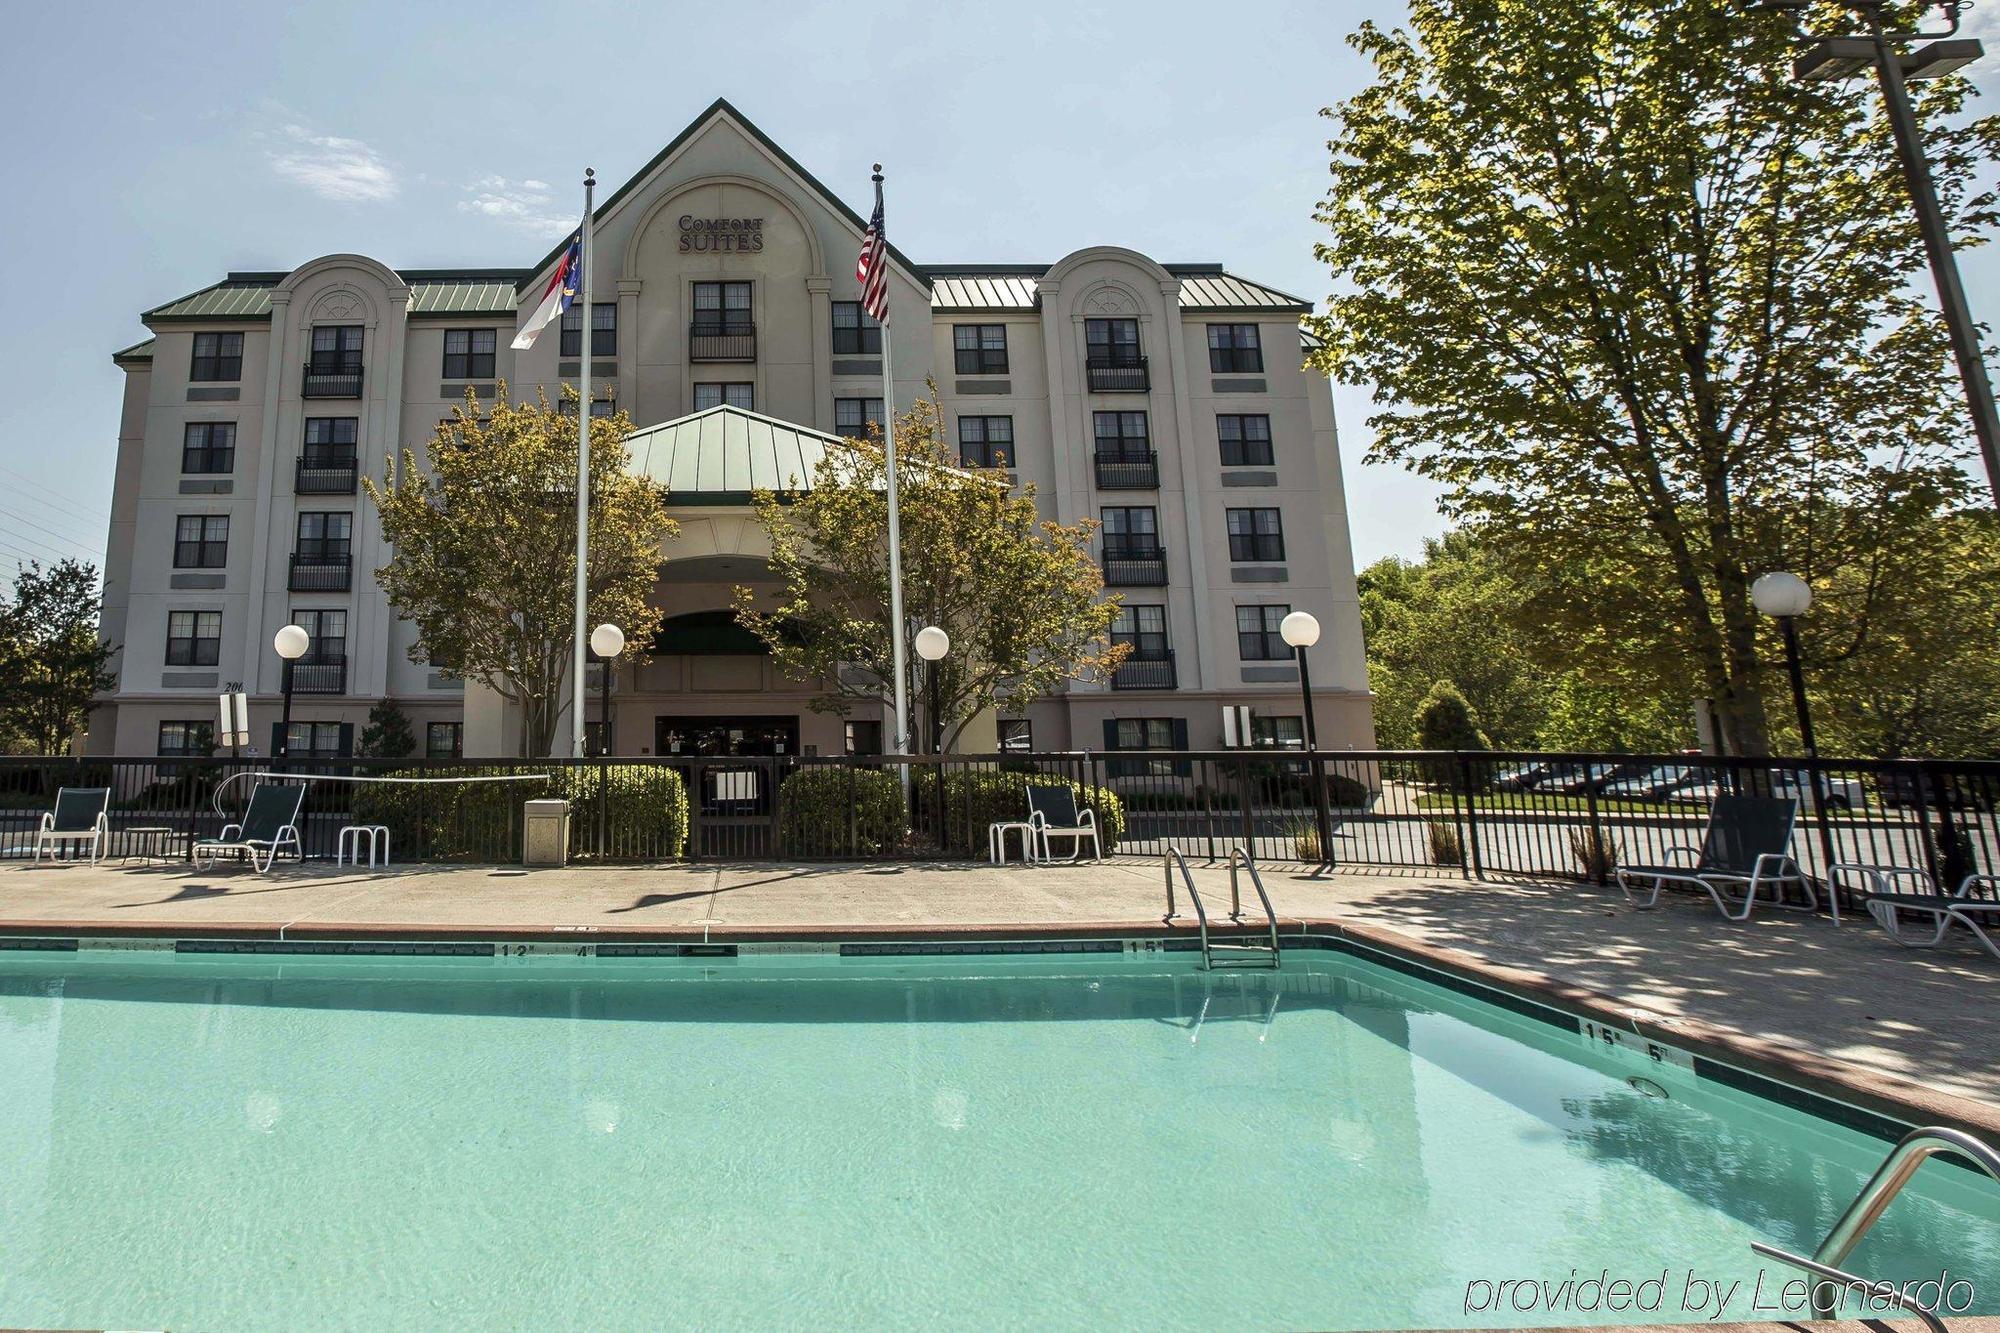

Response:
(1747, 1242), (1946, 1333)
(1225, 848), (1282, 957)
(1162, 849), (1211, 964)
(1775, 1125), (2000, 1320)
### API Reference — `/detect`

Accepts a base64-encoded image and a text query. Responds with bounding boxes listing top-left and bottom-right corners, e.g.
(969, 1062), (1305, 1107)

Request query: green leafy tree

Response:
(1312, 0), (1995, 756)
(1415, 680), (1491, 751)
(0, 560), (116, 755)
(365, 386), (672, 757)
(358, 699), (418, 758)
(735, 392), (1126, 748)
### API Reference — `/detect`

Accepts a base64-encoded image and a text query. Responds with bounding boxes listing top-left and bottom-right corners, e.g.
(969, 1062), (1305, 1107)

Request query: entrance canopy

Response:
(623, 405), (862, 505)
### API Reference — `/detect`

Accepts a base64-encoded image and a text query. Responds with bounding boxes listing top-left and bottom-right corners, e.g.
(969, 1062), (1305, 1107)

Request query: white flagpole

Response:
(874, 165), (912, 765)
(570, 168), (595, 758)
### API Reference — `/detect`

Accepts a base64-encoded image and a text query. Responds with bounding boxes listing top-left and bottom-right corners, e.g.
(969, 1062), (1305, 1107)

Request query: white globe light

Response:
(914, 626), (950, 662)
(272, 624), (310, 661)
(1750, 572), (1812, 619)
(1279, 611), (1321, 650)
(590, 623), (626, 658)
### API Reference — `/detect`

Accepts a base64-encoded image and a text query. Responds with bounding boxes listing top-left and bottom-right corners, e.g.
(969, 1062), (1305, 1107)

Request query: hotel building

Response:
(91, 100), (1373, 761)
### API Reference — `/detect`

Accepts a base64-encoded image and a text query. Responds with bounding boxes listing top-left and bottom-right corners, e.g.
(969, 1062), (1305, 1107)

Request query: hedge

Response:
(777, 765), (906, 856)
(918, 769), (1127, 855)
(348, 764), (688, 861)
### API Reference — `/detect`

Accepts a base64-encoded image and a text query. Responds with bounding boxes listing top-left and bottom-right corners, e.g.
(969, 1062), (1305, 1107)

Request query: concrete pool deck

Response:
(0, 855), (1995, 1132)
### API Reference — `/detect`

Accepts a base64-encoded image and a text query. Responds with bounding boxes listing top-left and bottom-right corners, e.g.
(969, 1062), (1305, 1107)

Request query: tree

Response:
(365, 386), (672, 757)
(1312, 0), (1995, 756)
(1416, 680), (1491, 751)
(358, 699), (417, 758)
(0, 560), (116, 755)
(735, 392), (1126, 748)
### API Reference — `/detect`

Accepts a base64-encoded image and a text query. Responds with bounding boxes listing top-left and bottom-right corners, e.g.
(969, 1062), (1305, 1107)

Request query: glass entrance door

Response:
(654, 716), (799, 758)
(655, 716), (800, 857)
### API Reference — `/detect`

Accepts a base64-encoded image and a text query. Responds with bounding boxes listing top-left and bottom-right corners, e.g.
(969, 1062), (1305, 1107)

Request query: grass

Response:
(1413, 792), (1690, 816)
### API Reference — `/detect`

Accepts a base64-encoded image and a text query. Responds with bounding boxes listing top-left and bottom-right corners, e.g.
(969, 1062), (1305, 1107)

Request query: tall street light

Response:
(1750, 572), (1817, 760)
(1279, 611), (1333, 868)
(272, 624), (310, 761)
(589, 623), (624, 758)
(1779, 0), (2000, 508)
(914, 626), (950, 755)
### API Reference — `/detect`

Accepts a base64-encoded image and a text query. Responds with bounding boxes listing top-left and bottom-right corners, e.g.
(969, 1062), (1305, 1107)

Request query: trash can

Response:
(523, 798), (571, 867)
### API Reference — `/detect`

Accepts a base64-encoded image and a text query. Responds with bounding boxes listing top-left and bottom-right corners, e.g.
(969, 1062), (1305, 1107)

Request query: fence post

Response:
(1312, 752), (1334, 872)
(1808, 756), (1840, 911)
(1927, 760), (1970, 891)
(1582, 765), (1606, 886)
(1458, 752), (1485, 881)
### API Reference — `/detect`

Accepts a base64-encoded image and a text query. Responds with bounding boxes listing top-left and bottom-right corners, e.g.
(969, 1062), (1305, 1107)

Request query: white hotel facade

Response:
(91, 100), (1373, 761)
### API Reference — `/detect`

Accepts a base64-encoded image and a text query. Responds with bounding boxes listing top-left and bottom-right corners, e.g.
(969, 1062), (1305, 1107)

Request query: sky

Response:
(1, 0), (1996, 584)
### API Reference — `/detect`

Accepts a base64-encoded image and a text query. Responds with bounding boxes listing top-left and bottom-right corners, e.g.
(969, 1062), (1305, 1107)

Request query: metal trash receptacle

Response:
(523, 798), (571, 866)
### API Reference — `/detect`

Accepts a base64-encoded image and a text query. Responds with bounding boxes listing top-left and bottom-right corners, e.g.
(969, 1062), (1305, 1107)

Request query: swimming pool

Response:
(0, 938), (1994, 1330)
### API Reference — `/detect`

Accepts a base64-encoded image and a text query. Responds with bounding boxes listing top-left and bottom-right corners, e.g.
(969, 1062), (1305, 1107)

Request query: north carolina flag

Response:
(511, 231), (582, 350)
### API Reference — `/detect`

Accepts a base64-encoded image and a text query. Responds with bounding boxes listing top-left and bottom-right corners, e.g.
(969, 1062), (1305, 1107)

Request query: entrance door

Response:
(654, 716), (800, 758)
(655, 716), (800, 857)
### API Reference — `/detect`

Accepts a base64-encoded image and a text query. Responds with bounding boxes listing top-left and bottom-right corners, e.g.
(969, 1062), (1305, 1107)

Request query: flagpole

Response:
(874, 164), (912, 768)
(570, 168), (595, 759)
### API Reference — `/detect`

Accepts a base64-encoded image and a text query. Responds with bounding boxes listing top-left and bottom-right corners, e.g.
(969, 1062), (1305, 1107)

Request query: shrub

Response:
(1568, 825), (1618, 882)
(778, 766), (906, 856)
(1426, 819), (1465, 867)
(1288, 816), (1322, 863)
(1416, 681), (1491, 751)
(349, 763), (687, 861)
(923, 769), (1126, 855)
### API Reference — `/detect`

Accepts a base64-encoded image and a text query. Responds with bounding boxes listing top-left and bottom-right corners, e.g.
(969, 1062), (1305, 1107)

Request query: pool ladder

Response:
(1749, 1125), (2000, 1328)
(1163, 849), (1280, 969)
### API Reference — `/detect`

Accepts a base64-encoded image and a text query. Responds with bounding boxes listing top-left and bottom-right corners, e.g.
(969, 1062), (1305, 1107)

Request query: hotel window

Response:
(1207, 323), (1263, 373)
(295, 512), (352, 562)
(309, 325), (363, 373)
(953, 324), (1008, 375)
(157, 719), (215, 758)
(292, 608), (348, 662)
(165, 611), (222, 666)
(1092, 411), (1150, 460)
(189, 332), (243, 381)
(442, 329), (497, 379)
(1105, 716), (1189, 777)
(427, 722), (464, 757)
(997, 718), (1033, 752)
(560, 303), (618, 357)
(1100, 506), (1159, 555)
(181, 422), (236, 474)
(835, 398), (885, 436)
(1237, 604), (1291, 661)
(285, 721), (348, 758)
(831, 302), (882, 355)
(958, 416), (1013, 468)
(1226, 508), (1285, 562)
(1111, 604), (1169, 658)
(693, 383), (754, 411)
(303, 417), (358, 460)
(173, 515), (229, 569)
(1218, 414), (1274, 466)
(1085, 318), (1141, 366)
(844, 719), (883, 756)
(1251, 715), (1305, 750)
(589, 395), (618, 419)
(692, 281), (753, 333)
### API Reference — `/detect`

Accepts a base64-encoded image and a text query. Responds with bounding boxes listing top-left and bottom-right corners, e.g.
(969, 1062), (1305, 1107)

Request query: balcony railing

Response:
(689, 321), (757, 362)
(1093, 450), (1159, 489)
(295, 453), (359, 494)
(301, 360), (363, 398)
(1112, 650), (1177, 690)
(287, 658), (347, 695)
(288, 553), (353, 592)
(1101, 543), (1169, 586)
(1086, 355), (1149, 393)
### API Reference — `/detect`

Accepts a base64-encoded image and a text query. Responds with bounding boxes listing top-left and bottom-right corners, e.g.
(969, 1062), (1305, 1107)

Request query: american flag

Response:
(857, 174), (889, 323)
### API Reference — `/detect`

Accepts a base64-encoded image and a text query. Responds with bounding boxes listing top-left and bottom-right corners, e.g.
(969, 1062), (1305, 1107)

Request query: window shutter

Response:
(337, 723), (355, 758)
(1102, 719), (1133, 779)
(270, 722), (286, 758)
(1170, 718), (1191, 777)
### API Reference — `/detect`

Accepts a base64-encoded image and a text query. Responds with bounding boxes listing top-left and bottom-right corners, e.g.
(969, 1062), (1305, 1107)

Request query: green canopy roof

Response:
(623, 405), (855, 505)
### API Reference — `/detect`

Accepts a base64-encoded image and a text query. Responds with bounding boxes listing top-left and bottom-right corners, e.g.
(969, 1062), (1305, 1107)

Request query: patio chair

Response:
(1615, 794), (1811, 921)
(192, 782), (306, 873)
(32, 787), (110, 865)
(1833, 864), (2000, 961)
(1026, 784), (1103, 863)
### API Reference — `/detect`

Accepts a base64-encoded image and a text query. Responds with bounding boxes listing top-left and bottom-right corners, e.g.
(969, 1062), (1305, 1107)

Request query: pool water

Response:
(0, 944), (1994, 1331)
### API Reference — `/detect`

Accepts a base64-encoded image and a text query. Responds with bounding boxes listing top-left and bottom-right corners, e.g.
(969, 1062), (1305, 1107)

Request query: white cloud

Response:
(457, 175), (575, 237)
(267, 124), (399, 203)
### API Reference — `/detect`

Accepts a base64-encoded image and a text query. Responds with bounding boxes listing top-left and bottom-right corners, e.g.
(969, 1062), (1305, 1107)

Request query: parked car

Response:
(1597, 764), (1703, 802)
(1544, 761), (1652, 796)
(1668, 769), (1864, 811)
(1489, 761), (1561, 792)
(1875, 768), (1996, 811)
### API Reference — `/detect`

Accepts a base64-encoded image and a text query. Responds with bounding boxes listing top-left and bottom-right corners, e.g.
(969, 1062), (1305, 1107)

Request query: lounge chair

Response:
(1027, 784), (1102, 863)
(192, 782), (306, 872)
(1615, 794), (1812, 921)
(1833, 865), (2000, 961)
(32, 787), (110, 865)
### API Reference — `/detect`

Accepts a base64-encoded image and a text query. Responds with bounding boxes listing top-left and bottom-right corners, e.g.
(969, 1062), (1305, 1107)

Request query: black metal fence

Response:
(0, 752), (1993, 903)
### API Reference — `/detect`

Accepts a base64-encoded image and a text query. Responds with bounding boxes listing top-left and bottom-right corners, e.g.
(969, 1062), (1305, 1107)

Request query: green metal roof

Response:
(142, 270), (525, 323)
(111, 337), (155, 366)
(408, 276), (522, 315)
(623, 405), (853, 504)
(925, 267), (1311, 314)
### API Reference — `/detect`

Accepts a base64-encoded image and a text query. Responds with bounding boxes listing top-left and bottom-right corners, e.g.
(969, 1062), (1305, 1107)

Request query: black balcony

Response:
(1101, 543), (1168, 586)
(689, 321), (757, 362)
(1094, 450), (1159, 489)
(295, 453), (359, 494)
(288, 553), (352, 592)
(1086, 356), (1149, 393)
(288, 658), (347, 695)
(301, 359), (363, 398)
(1112, 650), (1177, 690)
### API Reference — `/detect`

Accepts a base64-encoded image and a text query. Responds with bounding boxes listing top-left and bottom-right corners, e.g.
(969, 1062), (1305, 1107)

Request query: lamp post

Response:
(1750, 572), (1817, 760)
(1279, 611), (1333, 869)
(589, 623), (624, 758)
(914, 626), (950, 755)
(272, 625), (310, 761)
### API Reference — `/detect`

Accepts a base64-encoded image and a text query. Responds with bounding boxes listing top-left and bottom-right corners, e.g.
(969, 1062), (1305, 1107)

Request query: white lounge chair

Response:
(1616, 794), (1814, 921)
(192, 782), (306, 873)
(1026, 784), (1102, 863)
(33, 787), (110, 864)
(1834, 864), (2000, 961)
